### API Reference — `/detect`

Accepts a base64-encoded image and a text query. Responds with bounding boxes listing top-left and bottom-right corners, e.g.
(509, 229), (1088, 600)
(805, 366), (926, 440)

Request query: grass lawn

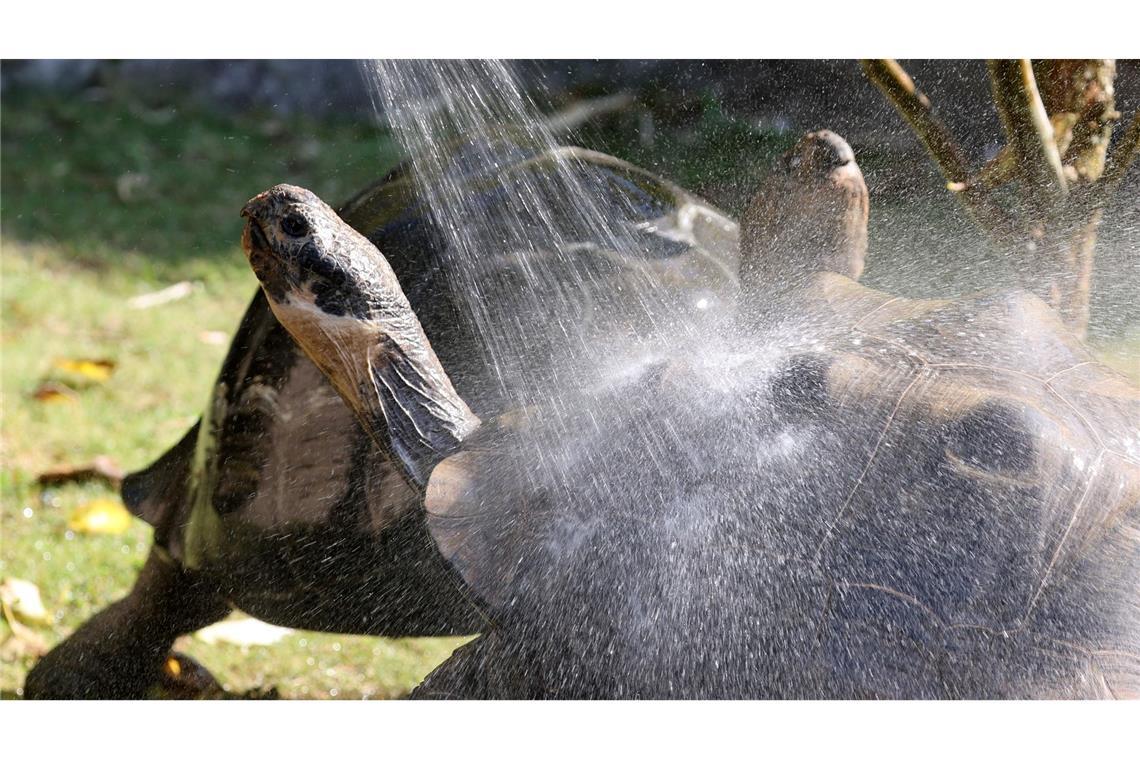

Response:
(2, 89), (1136, 699)
(0, 93), (469, 698)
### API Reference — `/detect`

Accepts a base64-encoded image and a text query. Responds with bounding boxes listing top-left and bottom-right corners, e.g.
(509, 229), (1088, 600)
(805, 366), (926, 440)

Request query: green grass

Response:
(1, 93), (466, 698)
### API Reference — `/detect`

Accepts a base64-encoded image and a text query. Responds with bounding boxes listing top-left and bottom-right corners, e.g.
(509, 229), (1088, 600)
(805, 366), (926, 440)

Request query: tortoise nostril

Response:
(241, 189), (272, 220)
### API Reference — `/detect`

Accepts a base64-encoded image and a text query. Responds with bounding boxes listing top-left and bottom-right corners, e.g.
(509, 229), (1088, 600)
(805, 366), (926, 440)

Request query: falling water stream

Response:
(364, 61), (718, 398)
(358, 60), (848, 697)
(363, 59), (756, 491)
(353, 61), (1137, 698)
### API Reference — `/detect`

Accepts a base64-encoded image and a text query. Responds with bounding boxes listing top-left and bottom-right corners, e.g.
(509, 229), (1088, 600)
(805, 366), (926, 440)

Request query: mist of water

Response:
(358, 61), (1137, 699)
(362, 59), (758, 491)
(361, 61), (820, 693)
(363, 61), (723, 397)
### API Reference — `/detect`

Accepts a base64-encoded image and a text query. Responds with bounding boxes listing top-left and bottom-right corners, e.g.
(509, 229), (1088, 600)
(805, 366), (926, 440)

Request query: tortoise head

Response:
(241, 184), (406, 412)
(241, 184), (401, 323)
(739, 130), (869, 300)
(241, 184), (480, 487)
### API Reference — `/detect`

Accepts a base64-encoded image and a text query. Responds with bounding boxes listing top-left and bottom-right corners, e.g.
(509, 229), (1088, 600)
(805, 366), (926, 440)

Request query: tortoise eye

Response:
(281, 213), (310, 237)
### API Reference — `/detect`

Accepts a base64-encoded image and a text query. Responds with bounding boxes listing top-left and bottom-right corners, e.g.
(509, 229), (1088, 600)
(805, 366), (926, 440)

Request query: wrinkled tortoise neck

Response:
(353, 312), (482, 489)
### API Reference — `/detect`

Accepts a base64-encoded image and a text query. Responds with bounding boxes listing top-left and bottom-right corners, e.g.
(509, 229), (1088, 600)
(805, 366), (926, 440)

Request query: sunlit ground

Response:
(2, 91), (1136, 698)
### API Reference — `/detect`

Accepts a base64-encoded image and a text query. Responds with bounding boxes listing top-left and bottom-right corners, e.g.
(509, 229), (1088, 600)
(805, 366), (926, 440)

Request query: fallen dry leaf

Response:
(68, 498), (133, 535)
(0, 627), (49, 660)
(52, 357), (116, 383)
(32, 381), (79, 404)
(198, 330), (229, 346)
(128, 281), (194, 310)
(151, 652), (226, 699)
(38, 455), (126, 488)
(0, 577), (50, 626)
(196, 617), (294, 647)
(0, 578), (52, 659)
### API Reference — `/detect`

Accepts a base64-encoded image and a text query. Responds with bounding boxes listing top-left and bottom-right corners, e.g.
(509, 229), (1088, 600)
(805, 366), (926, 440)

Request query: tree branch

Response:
(861, 59), (971, 183)
(966, 145), (1017, 194)
(987, 59), (1068, 208)
(861, 59), (1016, 244)
(543, 92), (636, 136)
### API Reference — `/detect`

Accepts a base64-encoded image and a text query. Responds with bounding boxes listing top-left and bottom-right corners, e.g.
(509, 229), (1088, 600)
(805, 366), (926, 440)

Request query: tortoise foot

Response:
(25, 641), (218, 700)
(24, 549), (229, 699)
(148, 651), (225, 699)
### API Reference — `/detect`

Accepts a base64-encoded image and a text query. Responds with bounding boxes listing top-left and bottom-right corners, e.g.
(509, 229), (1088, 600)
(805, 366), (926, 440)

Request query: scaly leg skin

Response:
(24, 548), (231, 699)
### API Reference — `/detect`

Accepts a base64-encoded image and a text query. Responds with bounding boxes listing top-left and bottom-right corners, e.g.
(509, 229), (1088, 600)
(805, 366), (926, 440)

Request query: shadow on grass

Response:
(1, 92), (403, 283)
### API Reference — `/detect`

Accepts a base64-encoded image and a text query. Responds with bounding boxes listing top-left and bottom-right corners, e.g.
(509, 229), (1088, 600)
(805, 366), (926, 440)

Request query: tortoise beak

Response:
(241, 189), (281, 258)
(242, 217), (271, 256)
(241, 194), (271, 257)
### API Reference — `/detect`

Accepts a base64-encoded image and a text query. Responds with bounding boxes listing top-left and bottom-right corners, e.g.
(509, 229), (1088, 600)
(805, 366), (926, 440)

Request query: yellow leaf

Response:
(68, 498), (133, 535)
(53, 358), (116, 382)
(32, 382), (79, 404)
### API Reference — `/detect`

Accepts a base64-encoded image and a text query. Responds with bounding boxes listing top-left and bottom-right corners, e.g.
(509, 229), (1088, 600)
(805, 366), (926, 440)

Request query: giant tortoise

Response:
(27, 132), (1138, 699)
(241, 131), (1138, 699)
(23, 140), (738, 698)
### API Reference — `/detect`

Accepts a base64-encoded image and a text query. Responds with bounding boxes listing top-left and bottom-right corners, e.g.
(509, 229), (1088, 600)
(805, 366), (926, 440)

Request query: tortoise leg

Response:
(411, 634), (550, 699)
(23, 548), (230, 699)
(410, 636), (497, 700)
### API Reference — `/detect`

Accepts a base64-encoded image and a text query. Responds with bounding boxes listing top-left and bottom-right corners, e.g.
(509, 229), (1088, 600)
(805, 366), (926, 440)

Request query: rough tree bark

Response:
(862, 59), (1137, 338)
